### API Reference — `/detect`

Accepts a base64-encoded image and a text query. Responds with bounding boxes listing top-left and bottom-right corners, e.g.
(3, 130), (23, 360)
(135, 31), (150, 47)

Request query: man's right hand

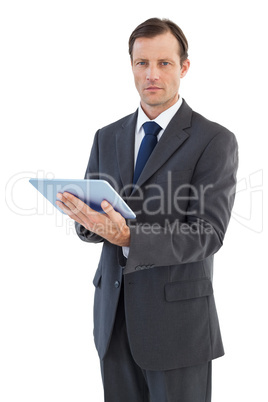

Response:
(56, 192), (130, 247)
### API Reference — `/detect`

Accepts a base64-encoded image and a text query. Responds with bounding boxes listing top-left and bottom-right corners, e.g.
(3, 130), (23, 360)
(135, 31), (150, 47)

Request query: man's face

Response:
(131, 31), (190, 119)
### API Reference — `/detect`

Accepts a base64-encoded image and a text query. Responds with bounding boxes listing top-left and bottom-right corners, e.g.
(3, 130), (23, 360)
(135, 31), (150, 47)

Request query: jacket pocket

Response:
(165, 277), (213, 302)
(93, 267), (102, 288)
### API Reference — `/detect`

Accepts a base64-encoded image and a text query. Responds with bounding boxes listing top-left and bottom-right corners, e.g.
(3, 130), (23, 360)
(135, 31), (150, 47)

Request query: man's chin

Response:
(142, 97), (167, 108)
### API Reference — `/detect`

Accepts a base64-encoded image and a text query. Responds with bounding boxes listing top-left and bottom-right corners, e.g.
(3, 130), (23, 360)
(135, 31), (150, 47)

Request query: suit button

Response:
(114, 281), (120, 288)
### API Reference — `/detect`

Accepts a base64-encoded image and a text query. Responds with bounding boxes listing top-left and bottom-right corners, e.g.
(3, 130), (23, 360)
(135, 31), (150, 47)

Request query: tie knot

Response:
(143, 121), (162, 137)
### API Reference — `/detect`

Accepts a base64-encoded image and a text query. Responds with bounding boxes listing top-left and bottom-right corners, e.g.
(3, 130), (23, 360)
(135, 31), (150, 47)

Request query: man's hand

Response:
(56, 192), (130, 247)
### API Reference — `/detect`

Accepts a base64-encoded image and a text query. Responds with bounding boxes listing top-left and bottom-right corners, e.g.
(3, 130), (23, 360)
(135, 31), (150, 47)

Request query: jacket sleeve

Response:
(75, 130), (104, 244)
(124, 129), (238, 274)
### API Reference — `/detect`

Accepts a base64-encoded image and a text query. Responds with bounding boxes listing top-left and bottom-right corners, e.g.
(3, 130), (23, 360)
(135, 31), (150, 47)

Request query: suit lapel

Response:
(115, 100), (193, 197)
(133, 100), (192, 191)
(116, 110), (138, 197)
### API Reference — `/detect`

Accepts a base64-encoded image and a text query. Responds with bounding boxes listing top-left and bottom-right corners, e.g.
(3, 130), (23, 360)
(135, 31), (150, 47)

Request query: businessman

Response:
(57, 18), (238, 402)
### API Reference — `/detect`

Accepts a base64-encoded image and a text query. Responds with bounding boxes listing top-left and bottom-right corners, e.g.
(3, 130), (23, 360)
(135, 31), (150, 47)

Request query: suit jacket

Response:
(75, 99), (238, 371)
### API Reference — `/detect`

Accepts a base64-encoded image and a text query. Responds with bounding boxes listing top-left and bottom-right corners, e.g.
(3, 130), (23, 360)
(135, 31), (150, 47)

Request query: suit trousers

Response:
(100, 279), (212, 402)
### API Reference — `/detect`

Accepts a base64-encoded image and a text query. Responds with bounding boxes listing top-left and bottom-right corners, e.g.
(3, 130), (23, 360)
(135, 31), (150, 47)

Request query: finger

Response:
(57, 192), (97, 220)
(57, 192), (86, 214)
(56, 200), (87, 227)
(57, 192), (108, 232)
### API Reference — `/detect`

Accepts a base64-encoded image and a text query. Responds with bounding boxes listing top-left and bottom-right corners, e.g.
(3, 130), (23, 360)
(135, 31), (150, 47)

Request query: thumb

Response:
(101, 200), (123, 223)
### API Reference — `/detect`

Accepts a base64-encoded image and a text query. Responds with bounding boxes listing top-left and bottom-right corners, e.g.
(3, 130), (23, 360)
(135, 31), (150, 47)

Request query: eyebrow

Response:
(158, 58), (173, 62)
(134, 58), (174, 63)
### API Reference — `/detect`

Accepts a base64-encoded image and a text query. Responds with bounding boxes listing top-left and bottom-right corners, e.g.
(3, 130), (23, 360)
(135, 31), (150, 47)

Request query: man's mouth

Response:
(145, 86), (162, 91)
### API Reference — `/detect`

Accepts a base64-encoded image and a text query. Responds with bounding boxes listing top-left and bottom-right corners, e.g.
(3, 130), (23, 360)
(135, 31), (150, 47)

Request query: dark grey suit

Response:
(75, 99), (238, 397)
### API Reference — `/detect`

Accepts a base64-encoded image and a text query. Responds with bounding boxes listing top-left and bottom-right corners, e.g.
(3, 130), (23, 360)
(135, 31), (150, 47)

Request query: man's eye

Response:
(161, 62), (169, 66)
(138, 62), (146, 66)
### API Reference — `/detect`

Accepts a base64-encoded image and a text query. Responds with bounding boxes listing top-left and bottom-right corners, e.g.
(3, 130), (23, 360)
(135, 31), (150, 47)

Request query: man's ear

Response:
(180, 59), (190, 78)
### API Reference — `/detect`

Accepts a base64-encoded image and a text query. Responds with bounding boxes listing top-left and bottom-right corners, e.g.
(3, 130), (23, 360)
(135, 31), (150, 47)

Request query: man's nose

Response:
(146, 66), (159, 81)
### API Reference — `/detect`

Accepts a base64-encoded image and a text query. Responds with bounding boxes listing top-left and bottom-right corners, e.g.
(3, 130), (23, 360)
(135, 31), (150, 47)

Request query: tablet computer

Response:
(29, 179), (136, 219)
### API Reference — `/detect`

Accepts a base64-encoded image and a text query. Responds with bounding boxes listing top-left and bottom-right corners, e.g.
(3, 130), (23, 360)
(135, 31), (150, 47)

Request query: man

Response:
(56, 18), (238, 402)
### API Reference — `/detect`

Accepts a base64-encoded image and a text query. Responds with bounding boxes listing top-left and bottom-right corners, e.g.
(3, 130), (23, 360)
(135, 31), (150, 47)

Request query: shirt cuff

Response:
(122, 246), (130, 258)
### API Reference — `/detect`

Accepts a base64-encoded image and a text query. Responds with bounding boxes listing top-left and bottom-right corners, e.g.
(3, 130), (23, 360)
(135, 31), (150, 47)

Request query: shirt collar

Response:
(136, 96), (183, 132)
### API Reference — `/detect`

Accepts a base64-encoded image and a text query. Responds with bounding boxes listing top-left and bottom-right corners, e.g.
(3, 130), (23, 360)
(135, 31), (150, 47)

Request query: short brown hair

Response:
(129, 18), (189, 66)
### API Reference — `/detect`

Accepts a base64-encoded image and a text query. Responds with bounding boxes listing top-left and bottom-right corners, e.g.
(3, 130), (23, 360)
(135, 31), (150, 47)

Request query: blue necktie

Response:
(133, 121), (162, 185)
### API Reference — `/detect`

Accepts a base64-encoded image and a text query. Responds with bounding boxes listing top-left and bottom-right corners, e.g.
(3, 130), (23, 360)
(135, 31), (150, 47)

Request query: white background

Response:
(1, 0), (267, 400)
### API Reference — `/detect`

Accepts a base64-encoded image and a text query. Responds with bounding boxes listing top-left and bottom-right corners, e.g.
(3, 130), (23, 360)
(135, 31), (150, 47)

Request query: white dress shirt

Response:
(123, 96), (183, 259)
